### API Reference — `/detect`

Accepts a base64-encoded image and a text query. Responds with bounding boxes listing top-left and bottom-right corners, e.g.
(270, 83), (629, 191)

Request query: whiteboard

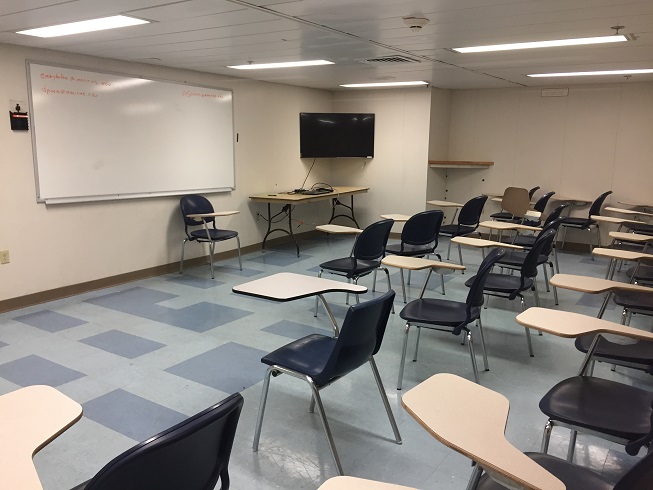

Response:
(27, 62), (235, 204)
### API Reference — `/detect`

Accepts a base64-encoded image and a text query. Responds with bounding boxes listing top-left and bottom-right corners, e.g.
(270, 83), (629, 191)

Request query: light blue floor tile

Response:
(13, 310), (87, 332)
(165, 274), (224, 289)
(262, 320), (328, 339)
(247, 251), (313, 267)
(80, 330), (166, 359)
(0, 354), (85, 387)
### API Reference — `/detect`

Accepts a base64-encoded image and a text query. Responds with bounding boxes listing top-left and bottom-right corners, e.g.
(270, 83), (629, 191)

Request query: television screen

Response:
(300, 112), (375, 158)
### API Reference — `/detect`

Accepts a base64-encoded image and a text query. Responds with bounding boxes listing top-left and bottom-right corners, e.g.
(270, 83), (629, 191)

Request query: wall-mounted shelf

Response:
(429, 160), (494, 169)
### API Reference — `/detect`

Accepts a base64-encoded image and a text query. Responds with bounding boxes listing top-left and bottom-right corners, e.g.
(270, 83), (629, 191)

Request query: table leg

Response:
(329, 195), (360, 227)
(318, 294), (340, 336)
(261, 203), (300, 256)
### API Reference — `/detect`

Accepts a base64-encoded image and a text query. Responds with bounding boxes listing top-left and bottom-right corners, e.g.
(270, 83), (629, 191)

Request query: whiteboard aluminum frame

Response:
(26, 60), (236, 205)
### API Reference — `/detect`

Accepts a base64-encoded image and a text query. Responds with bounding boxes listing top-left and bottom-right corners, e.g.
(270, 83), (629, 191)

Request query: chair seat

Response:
(385, 242), (435, 256)
(465, 273), (533, 294)
(613, 290), (653, 311)
(399, 298), (480, 329)
(561, 217), (595, 229)
(489, 211), (519, 222)
(511, 234), (537, 248)
(190, 229), (238, 241)
(627, 264), (653, 284)
(319, 257), (380, 277)
(262, 334), (337, 387)
(496, 251), (548, 267)
(575, 334), (653, 366)
(625, 222), (653, 235)
(476, 452), (613, 490)
(439, 224), (477, 237)
(539, 376), (653, 441)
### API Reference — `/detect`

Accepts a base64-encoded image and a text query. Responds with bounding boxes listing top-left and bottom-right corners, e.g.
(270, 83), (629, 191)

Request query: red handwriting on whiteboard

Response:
(41, 87), (98, 97)
(41, 73), (69, 80)
(70, 76), (112, 86)
(182, 90), (224, 99)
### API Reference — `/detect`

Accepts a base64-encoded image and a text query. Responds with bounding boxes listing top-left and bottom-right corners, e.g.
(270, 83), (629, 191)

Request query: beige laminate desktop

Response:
(427, 199), (464, 223)
(402, 373), (564, 490)
(318, 476), (416, 490)
(451, 236), (522, 250)
(381, 255), (465, 301)
(0, 385), (82, 490)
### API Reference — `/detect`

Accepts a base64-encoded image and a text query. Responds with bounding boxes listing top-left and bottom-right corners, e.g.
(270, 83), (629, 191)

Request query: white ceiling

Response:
(1, 0), (652, 90)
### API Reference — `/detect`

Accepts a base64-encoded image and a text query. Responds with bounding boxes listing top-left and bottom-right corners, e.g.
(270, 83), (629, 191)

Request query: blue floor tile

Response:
(83, 389), (187, 441)
(0, 355), (85, 387)
(211, 265), (263, 277)
(262, 320), (329, 339)
(165, 274), (224, 289)
(13, 310), (87, 332)
(166, 342), (267, 393)
(247, 251), (313, 267)
(80, 330), (166, 359)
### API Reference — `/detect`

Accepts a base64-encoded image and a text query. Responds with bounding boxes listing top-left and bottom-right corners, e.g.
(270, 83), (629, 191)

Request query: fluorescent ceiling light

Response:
(454, 35), (627, 53)
(340, 81), (428, 88)
(528, 68), (653, 77)
(228, 60), (333, 70)
(17, 15), (149, 38)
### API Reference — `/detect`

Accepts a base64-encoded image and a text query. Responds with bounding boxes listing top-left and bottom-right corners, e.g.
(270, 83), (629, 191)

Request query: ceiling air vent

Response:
(360, 55), (420, 65)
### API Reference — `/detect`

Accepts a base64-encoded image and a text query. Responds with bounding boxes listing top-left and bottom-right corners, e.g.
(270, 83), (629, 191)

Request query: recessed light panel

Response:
(17, 15), (149, 38)
(454, 35), (627, 53)
(340, 81), (428, 88)
(228, 60), (333, 70)
(528, 69), (653, 77)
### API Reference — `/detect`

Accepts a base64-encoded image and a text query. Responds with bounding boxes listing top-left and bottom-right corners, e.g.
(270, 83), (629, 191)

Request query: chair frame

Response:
(440, 195), (488, 267)
(559, 191), (612, 258)
(180, 195), (242, 279)
(253, 291), (401, 476)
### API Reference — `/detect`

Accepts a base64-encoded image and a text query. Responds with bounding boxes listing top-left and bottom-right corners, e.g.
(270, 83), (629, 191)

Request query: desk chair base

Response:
(180, 236), (242, 280)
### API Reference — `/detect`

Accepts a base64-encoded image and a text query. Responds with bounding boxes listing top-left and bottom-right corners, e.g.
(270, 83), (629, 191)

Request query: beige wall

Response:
(330, 87), (432, 234)
(443, 82), (653, 243)
(0, 43), (332, 301)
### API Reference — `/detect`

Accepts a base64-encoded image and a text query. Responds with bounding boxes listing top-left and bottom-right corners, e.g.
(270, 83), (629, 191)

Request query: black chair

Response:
(439, 195), (488, 266)
(559, 190), (612, 256)
(499, 217), (566, 305)
(523, 191), (555, 226)
(528, 186), (541, 200)
(385, 210), (444, 301)
(476, 413), (653, 490)
(316, 219), (393, 314)
(490, 187), (530, 223)
(512, 204), (569, 248)
(465, 229), (558, 357)
(180, 195), (242, 279)
(72, 393), (243, 490)
(253, 290), (401, 476)
(397, 248), (506, 389)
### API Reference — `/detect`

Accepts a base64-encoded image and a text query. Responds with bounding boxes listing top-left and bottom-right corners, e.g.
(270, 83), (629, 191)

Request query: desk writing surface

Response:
(516, 307), (653, 341)
(249, 186), (369, 205)
(592, 247), (653, 261)
(0, 385), (82, 490)
(591, 214), (641, 224)
(380, 213), (410, 222)
(451, 236), (522, 250)
(318, 476), (416, 489)
(402, 374), (564, 490)
(604, 207), (653, 218)
(186, 210), (239, 219)
(233, 272), (367, 301)
(315, 224), (362, 234)
(381, 255), (465, 272)
(609, 231), (653, 242)
(427, 200), (463, 208)
(479, 220), (541, 232)
(549, 273), (653, 294)
(549, 195), (591, 204)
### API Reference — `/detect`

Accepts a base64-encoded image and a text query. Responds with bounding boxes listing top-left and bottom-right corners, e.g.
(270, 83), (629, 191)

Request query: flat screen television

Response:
(299, 112), (375, 158)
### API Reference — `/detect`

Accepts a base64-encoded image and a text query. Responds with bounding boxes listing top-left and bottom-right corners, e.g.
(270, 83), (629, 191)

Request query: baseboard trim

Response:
(0, 230), (320, 314)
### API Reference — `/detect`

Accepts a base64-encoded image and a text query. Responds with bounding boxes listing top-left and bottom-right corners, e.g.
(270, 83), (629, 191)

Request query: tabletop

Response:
(232, 272), (367, 301)
(402, 373), (564, 490)
(0, 385), (82, 490)
(249, 186), (369, 204)
(549, 195), (591, 205)
(549, 273), (653, 294)
(381, 255), (465, 272)
(605, 207), (653, 218)
(617, 200), (653, 209)
(592, 247), (653, 261)
(479, 220), (542, 232)
(380, 214), (410, 222)
(516, 307), (653, 340)
(315, 224), (363, 234)
(451, 236), (522, 250)
(318, 477), (416, 489)
(186, 210), (239, 219)
(609, 231), (653, 243)
(590, 214), (641, 224)
(427, 200), (463, 208)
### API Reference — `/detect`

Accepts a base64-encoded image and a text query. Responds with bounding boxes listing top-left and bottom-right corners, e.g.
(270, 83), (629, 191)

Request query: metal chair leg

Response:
(521, 297), (535, 357)
(315, 270), (323, 316)
(477, 318), (490, 371)
(236, 235), (243, 270)
(354, 278), (360, 304)
(382, 267), (394, 314)
(400, 269), (407, 303)
(179, 239), (189, 274)
(542, 263), (550, 292)
(541, 420), (553, 453)
(465, 464), (484, 490)
(253, 367), (274, 451)
(446, 238), (452, 260)
(467, 330), (480, 383)
(440, 273), (446, 295)
(458, 243), (464, 269)
(560, 225), (567, 250)
(407, 269), (412, 286)
(550, 262), (559, 305)
(208, 241), (216, 279)
(369, 358), (402, 444)
(588, 228), (594, 259)
(306, 378), (344, 475)
(567, 430), (578, 462)
(397, 323), (411, 390)
(372, 269), (378, 292)
(413, 327), (421, 361)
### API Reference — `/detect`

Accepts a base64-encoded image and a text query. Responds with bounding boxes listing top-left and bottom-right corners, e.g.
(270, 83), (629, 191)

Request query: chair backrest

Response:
(528, 186), (540, 199)
(352, 219), (394, 261)
(588, 190), (613, 217)
(83, 393), (244, 490)
(614, 401), (653, 489)
(400, 210), (444, 249)
(458, 195), (488, 227)
(180, 194), (215, 229)
(316, 290), (395, 385)
(533, 191), (555, 213)
(501, 187), (531, 218)
(537, 219), (564, 255)
(520, 229), (557, 279)
(543, 204), (569, 226)
(461, 248), (507, 332)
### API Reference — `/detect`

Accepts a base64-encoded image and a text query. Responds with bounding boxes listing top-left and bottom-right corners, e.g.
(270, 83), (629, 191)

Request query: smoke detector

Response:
(403, 16), (429, 32)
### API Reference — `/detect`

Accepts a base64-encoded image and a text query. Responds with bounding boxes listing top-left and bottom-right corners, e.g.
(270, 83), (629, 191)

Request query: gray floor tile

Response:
(247, 251), (314, 267)
(165, 274), (224, 289)
(80, 330), (166, 359)
(13, 310), (87, 332)
(262, 320), (329, 339)
(0, 354), (85, 387)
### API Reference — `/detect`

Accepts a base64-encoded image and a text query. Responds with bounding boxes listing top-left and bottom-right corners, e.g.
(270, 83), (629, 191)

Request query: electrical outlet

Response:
(0, 250), (9, 265)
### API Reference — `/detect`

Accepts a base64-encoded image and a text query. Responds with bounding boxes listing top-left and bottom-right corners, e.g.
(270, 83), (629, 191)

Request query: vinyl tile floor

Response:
(0, 235), (650, 489)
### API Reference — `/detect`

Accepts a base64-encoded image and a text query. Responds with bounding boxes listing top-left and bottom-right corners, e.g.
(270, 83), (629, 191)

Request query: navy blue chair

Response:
(559, 190), (612, 256)
(253, 290), (401, 476)
(180, 194), (242, 279)
(73, 393), (244, 490)
(439, 195), (488, 267)
(397, 248), (506, 389)
(385, 210), (445, 300)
